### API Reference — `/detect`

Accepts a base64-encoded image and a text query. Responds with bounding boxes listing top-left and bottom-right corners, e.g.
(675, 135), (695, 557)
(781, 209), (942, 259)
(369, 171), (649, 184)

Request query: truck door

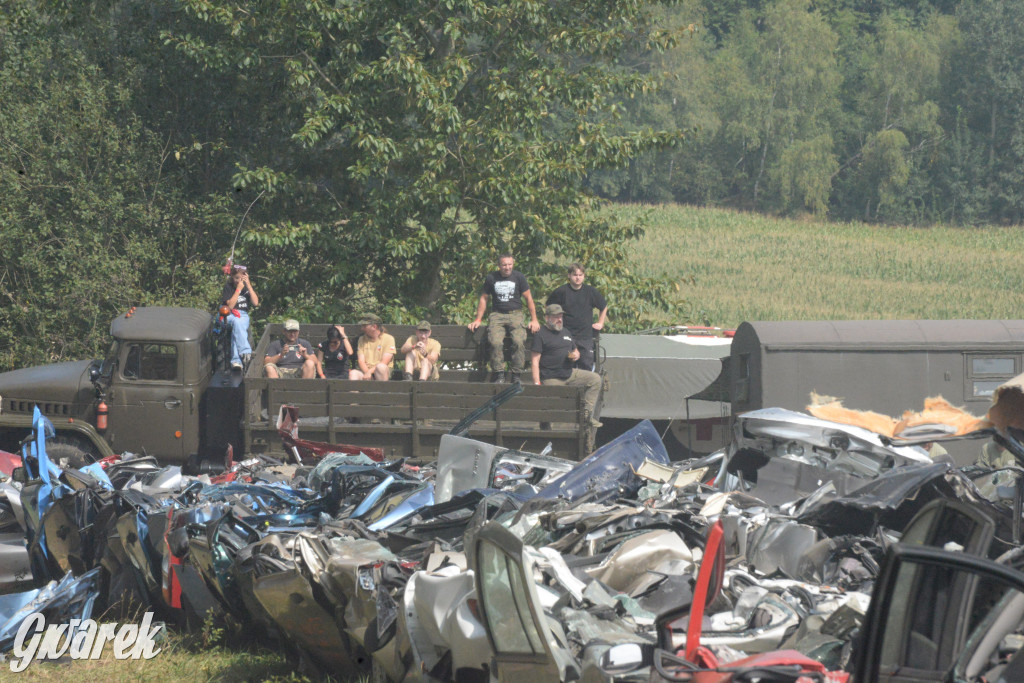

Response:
(106, 342), (186, 461)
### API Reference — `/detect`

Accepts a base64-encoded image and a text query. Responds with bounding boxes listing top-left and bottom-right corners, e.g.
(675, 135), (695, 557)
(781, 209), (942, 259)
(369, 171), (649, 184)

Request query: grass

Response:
(616, 203), (1024, 328)
(3, 612), (375, 683)
(6, 629), (299, 682)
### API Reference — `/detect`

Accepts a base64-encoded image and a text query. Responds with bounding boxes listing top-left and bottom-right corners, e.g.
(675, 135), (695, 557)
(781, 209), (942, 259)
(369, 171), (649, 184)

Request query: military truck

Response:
(0, 307), (596, 466)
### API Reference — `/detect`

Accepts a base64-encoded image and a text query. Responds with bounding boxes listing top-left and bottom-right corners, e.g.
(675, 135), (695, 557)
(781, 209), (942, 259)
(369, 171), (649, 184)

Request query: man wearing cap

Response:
(401, 321), (442, 381)
(546, 262), (607, 371)
(467, 253), (540, 383)
(264, 319), (317, 378)
(531, 303), (603, 436)
(351, 314), (397, 381)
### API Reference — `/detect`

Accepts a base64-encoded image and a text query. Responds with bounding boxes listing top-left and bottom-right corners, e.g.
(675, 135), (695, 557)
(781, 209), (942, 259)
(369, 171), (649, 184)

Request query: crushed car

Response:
(1, 374), (1024, 683)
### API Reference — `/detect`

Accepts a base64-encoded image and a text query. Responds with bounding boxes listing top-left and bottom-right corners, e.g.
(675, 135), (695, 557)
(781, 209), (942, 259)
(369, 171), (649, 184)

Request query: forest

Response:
(1, 0), (1020, 371)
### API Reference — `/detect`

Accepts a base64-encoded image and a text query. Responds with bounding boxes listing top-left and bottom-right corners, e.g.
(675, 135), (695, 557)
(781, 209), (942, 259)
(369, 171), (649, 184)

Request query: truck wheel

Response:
(46, 438), (99, 470)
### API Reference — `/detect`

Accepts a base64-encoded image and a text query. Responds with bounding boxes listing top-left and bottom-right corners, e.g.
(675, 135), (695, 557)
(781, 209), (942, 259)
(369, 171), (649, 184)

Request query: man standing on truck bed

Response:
(351, 314), (396, 381)
(467, 253), (540, 383)
(264, 319), (317, 378)
(545, 262), (607, 371)
(531, 303), (602, 438)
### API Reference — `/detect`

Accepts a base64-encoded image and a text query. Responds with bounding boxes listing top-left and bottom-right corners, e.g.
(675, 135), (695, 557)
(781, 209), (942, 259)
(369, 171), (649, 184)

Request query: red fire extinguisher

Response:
(96, 400), (108, 431)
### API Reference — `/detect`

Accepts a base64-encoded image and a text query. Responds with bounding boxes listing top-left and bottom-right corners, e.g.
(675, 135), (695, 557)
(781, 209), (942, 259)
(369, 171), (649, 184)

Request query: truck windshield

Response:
(97, 341), (120, 382)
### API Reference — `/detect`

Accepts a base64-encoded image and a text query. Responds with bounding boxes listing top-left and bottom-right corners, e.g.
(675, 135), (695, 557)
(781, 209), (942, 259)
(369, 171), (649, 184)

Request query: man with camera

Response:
(263, 319), (317, 378)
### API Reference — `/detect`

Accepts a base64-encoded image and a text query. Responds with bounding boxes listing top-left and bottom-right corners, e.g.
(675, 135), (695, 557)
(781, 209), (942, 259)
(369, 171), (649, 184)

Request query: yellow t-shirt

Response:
(404, 336), (441, 376)
(358, 333), (397, 368)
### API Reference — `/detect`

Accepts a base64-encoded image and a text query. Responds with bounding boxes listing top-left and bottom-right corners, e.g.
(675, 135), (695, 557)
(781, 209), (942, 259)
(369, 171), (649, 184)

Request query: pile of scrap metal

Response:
(3, 390), (1024, 682)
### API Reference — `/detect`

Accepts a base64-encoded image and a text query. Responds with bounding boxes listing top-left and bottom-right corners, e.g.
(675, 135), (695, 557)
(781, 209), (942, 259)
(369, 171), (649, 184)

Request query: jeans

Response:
(227, 310), (252, 365)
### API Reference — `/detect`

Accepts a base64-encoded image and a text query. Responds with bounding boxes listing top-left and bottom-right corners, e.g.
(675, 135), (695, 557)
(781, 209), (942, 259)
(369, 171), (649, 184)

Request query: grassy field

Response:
(9, 631), (299, 682)
(618, 204), (1023, 328)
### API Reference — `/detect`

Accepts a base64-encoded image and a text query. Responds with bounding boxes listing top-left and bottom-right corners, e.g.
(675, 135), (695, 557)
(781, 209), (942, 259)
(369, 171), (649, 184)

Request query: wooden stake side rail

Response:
(243, 377), (587, 461)
(243, 322), (598, 462)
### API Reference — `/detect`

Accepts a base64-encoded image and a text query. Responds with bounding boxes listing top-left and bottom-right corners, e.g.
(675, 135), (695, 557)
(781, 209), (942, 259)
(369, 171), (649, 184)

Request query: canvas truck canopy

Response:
(599, 334), (731, 420)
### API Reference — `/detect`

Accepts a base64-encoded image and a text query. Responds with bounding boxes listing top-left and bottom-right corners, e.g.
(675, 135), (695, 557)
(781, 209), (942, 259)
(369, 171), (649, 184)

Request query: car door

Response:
(472, 522), (576, 682)
(106, 342), (185, 461)
(853, 544), (1024, 683)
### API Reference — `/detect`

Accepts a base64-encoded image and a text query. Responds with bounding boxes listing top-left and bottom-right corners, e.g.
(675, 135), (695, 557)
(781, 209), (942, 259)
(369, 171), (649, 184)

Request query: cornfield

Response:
(617, 204), (1023, 328)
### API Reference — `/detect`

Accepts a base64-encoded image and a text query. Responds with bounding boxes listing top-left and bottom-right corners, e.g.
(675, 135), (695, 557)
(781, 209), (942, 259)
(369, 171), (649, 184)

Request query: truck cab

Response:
(0, 307), (214, 463)
(101, 307), (214, 461)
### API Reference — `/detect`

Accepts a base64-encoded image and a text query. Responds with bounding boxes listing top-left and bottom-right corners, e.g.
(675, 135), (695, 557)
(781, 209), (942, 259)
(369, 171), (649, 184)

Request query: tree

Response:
(0, 2), (220, 370)
(162, 0), (686, 327)
(942, 0), (1024, 222)
(770, 134), (838, 216)
(831, 12), (948, 222)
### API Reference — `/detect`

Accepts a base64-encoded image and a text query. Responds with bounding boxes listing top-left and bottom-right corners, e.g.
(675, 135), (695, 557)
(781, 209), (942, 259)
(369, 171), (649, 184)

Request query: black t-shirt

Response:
(482, 271), (530, 313)
(266, 338), (315, 368)
(221, 281), (252, 313)
(546, 284), (606, 340)
(317, 340), (351, 377)
(531, 326), (576, 380)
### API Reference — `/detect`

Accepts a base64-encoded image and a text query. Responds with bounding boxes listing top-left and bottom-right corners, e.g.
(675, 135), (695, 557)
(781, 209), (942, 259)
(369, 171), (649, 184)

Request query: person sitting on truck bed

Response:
(316, 325), (354, 379)
(264, 319), (317, 378)
(222, 265), (260, 370)
(350, 314), (396, 381)
(401, 320), (441, 381)
(467, 253), (540, 383)
(531, 304), (602, 434)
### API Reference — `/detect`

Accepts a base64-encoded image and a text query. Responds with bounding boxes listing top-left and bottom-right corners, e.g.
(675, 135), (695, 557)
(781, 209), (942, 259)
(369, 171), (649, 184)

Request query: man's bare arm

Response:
(523, 290), (540, 333)
(467, 293), (489, 331)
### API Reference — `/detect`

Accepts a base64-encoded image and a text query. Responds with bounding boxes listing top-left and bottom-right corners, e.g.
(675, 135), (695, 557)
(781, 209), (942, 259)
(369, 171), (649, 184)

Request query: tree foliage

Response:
(0, 3), (220, 369)
(5, 0), (1024, 372)
(161, 0), (686, 327)
(594, 0), (1024, 226)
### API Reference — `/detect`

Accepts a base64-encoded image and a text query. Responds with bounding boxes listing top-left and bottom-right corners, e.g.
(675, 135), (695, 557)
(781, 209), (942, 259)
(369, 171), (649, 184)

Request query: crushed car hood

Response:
(0, 360), (95, 411)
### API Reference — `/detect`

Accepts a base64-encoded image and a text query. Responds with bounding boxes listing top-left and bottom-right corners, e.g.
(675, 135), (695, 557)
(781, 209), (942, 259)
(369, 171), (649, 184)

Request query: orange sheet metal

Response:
(807, 394), (990, 438)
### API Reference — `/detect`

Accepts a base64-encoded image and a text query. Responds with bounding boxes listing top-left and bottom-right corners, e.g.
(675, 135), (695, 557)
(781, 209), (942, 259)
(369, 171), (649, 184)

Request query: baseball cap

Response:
(416, 320), (432, 331)
(358, 313), (383, 325)
(544, 304), (564, 316)
(283, 319), (300, 331)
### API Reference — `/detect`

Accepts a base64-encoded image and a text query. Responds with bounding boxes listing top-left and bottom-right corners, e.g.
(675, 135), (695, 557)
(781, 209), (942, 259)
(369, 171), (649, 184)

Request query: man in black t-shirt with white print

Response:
(467, 253), (540, 383)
